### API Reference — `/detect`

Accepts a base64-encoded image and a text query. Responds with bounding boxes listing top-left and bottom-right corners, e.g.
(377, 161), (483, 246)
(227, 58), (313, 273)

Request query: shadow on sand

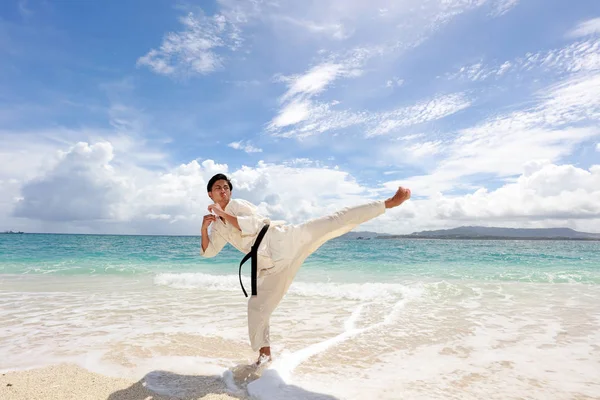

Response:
(107, 364), (340, 400)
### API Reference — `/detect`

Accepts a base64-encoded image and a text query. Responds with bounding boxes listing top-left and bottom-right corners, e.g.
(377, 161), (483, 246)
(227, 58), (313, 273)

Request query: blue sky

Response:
(1, 0), (599, 235)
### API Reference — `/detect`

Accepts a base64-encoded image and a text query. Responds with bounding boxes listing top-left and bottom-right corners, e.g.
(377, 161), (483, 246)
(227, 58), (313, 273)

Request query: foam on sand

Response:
(154, 272), (413, 301)
(235, 286), (423, 399)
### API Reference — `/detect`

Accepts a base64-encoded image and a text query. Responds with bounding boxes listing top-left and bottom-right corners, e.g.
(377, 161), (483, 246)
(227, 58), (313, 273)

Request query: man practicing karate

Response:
(200, 173), (411, 364)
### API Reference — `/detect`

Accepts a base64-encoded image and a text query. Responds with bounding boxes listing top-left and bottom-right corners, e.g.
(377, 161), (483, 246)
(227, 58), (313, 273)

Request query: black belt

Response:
(239, 224), (270, 297)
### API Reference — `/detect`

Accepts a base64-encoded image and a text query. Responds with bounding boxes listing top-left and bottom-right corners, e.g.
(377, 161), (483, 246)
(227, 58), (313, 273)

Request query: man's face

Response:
(208, 179), (231, 203)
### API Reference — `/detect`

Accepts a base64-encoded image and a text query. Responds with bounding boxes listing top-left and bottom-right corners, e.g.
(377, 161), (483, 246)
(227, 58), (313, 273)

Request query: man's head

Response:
(207, 173), (233, 204)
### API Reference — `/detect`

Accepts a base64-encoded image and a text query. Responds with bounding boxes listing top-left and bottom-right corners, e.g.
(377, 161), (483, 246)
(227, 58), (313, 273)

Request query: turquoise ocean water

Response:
(1, 234), (599, 283)
(1, 234), (599, 399)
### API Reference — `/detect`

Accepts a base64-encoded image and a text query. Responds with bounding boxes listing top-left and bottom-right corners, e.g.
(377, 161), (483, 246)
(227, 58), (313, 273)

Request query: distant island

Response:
(1, 230), (24, 234)
(341, 227), (600, 241)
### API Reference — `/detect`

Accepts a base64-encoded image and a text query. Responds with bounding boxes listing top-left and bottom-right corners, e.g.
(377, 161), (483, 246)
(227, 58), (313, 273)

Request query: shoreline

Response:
(0, 363), (245, 400)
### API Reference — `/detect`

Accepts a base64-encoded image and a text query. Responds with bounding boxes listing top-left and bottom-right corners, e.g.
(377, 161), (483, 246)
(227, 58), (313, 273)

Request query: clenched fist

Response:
(202, 214), (217, 230)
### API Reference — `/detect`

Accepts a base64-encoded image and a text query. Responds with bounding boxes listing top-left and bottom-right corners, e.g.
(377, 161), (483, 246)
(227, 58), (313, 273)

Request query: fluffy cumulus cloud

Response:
(6, 140), (384, 234)
(434, 161), (600, 221)
(377, 161), (600, 233)
(226, 161), (373, 224)
(6, 137), (599, 235)
(7, 159), (209, 234)
(13, 142), (127, 221)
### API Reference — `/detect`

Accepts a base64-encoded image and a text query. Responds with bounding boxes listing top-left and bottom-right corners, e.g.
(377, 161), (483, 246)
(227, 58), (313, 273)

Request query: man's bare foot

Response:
(385, 187), (411, 209)
(256, 346), (271, 365)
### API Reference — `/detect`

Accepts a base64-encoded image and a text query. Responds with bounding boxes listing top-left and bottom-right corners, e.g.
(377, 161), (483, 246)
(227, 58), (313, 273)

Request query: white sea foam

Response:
(154, 272), (414, 301)
(245, 286), (424, 399)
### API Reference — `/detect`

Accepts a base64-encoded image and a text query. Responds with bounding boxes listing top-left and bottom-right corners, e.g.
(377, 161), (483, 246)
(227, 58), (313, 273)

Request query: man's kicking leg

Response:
(293, 186), (411, 261)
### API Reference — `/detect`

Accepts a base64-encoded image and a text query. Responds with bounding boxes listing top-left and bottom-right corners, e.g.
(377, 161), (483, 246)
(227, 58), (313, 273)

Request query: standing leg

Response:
(247, 270), (290, 359)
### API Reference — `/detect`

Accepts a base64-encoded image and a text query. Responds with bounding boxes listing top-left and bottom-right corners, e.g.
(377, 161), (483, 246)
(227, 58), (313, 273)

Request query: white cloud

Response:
(367, 93), (471, 137)
(386, 77), (404, 88)
(0, 125), (169, 185)
(497, 61), (512, 76)
(447, 38), (600, 81)
(280, 63), (347, 102)
(278, 17), (350, 40)
(0, 135), (64, 183)
(0, 120), (175, 234)
(139, 0), (525, 79)
(262, 0), (514, 138)
(449, 62), (488, 81)
(137, 11), (241, 76)
(269, 91), (470, 138)
(4, 137), (600, 234)
(269, 100), (314, 129)
(524, 39), (600, 74)
(8, 142), (231, 233)
(13, 142), (127, 221)
(431, 162), (600, 221)
(596, 143), (600, 152)
(490, 0), (520, 17)
(267, 57), (374, 132)
(3, 139), (379, 233)
(399, 133), (425, 141)
(227, 160), (600, 234)
(267, 61), (365, 133)
(567, 17), (600, 39)
(228, 140), (263, 153)
(407, 141), (443, 157)
(372, 161), (600, 234)
(281, 158), (325, 167)
(389, 72), (600, 197)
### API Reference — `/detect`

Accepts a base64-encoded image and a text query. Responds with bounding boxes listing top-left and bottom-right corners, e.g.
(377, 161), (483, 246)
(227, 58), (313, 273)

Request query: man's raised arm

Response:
(200, 214), (226, 257)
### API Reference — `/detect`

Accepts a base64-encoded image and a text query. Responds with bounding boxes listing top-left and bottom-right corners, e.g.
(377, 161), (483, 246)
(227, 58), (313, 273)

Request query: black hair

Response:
(207, 173), (233, 192)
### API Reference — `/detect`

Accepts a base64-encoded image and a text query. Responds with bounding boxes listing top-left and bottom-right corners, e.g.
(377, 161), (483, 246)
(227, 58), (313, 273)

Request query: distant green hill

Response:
(383, 226), (600, 240)
(339, 231), (391, 240)
(340, 227), (600, 240)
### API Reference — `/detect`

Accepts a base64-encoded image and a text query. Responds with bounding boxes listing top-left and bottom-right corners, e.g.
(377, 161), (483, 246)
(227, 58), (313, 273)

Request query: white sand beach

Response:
(0, 364), (246, 400)
(2, 274), (600, 399)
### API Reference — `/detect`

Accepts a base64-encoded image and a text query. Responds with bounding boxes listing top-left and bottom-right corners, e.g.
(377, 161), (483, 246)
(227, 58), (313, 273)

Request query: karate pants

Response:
(247, 200), (386, 351)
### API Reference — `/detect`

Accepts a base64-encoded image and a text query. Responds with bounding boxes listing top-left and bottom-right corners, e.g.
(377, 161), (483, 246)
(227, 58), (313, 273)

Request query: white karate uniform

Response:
(201, 198), (386, 351)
